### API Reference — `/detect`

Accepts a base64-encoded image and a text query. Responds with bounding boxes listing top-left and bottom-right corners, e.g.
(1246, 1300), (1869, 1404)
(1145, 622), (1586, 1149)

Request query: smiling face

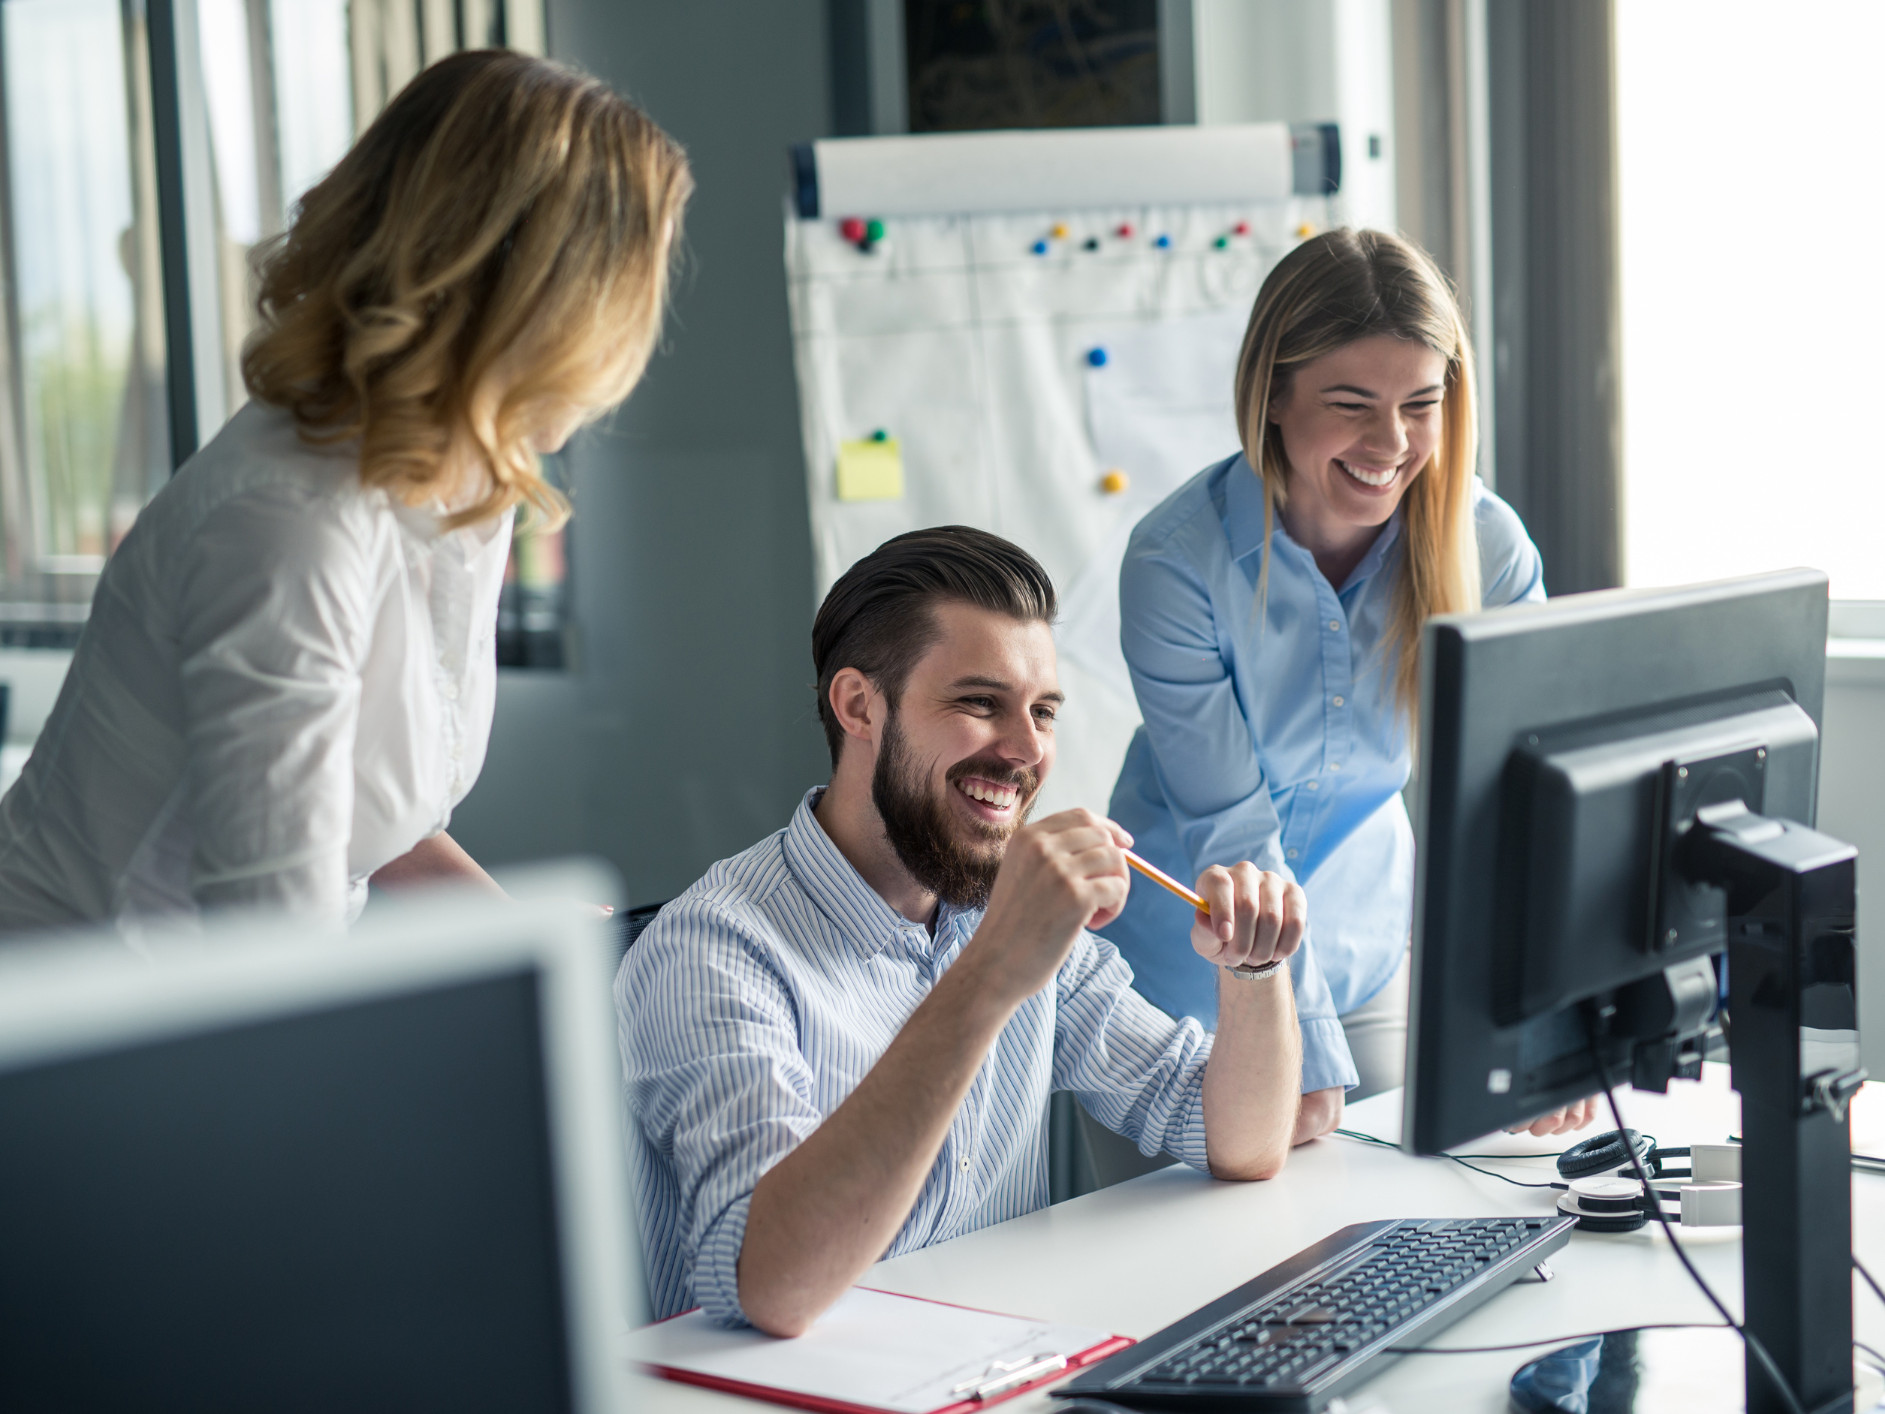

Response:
(1267, 333), (1449, 557)
(867, 601), (1060, 907)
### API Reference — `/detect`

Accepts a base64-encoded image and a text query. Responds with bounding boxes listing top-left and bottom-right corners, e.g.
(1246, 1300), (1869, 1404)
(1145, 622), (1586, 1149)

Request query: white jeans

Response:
(1338, 951), (1411, 1103)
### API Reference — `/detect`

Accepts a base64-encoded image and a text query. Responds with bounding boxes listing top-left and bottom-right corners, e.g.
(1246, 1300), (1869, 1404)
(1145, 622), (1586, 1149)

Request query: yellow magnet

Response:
(1295, 222), (1317, 239)
(1100, 469), (1130, 495)
(1051, 222), (1069, 239)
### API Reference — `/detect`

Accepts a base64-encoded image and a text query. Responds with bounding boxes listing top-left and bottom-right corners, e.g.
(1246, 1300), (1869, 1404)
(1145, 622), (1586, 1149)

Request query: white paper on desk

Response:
(625, 1287), (1117, 1414)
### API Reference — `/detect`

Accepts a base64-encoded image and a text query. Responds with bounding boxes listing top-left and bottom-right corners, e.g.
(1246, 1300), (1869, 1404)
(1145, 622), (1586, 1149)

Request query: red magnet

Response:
(839, 217), (866, 242)
(1116, 222), (1135, 239)
(1233, 221), (1250, 236)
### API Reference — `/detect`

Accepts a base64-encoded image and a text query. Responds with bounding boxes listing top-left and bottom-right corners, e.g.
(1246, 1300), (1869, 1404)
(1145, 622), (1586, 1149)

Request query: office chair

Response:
(609, 903), (667, 972)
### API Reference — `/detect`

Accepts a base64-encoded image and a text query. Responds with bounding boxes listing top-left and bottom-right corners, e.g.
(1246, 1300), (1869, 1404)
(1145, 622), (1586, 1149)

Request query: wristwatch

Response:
(1223, 958), (1287, 981)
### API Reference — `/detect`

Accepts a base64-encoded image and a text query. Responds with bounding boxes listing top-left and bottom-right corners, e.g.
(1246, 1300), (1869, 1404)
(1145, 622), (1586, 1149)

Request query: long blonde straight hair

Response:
(243, 50), (692, 530)
(1232, 228), (1482, 723)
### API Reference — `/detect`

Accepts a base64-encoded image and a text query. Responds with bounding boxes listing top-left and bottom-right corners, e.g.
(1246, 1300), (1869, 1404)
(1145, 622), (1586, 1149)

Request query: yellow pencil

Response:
(1124, 849), (1209, 913)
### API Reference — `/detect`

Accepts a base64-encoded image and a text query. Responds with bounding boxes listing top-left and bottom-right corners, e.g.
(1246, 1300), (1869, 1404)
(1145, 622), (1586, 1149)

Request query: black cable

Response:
(1444, 1155), (1560, 1189)
(1333, 1129), (1560, 1188)
(1587, 1036), (1808, 1414)
(1333, 1127), (1397, 1149)
(1391, 1321), (1728, 1355)
(1857, 1339), (1885, 1376)
(1856, 1253), (1885, 1313)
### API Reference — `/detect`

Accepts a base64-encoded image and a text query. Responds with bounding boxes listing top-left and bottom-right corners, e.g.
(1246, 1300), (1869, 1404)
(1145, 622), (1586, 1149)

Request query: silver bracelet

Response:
(1223, 957), (1286, 981)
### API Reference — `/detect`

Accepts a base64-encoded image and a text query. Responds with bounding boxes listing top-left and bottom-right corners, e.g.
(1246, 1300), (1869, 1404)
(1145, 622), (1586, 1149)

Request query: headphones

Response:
(1556, 1175), (1656, 1233)
(1556, 1129), (1691, 1183)
(1551, 1130), (1739, 1232)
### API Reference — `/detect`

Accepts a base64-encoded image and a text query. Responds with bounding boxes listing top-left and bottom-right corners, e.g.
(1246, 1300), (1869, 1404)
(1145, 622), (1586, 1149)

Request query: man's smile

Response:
(954, 774), (1021, 822)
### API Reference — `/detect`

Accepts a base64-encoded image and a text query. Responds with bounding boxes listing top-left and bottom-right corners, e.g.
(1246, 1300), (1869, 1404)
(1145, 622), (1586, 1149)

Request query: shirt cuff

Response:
(1300, 1016), (1360, 1093)
(693, 1192), (756, 1328)
(1167, 1068), (1214, 1174)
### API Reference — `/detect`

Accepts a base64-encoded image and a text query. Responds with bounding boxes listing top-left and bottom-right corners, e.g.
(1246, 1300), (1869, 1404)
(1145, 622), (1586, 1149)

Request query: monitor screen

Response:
(0, 969), (574, 1414)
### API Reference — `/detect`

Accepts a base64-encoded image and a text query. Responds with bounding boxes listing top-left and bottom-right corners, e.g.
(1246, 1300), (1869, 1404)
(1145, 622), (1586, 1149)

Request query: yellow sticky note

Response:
(836, 438), (904, 502)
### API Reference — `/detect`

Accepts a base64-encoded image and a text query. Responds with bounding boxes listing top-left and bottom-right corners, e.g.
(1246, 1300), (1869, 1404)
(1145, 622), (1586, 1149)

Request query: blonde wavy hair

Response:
(1233, 228), (1482, 723)
(243, 49), (693, 530)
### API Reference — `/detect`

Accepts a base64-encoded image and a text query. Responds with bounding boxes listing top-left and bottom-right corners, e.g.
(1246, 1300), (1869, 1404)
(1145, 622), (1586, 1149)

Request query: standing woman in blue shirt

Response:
(1102, 229), (1593, 1141)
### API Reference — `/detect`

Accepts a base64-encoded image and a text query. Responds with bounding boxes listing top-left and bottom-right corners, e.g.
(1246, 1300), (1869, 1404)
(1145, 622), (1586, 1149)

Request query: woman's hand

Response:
(1506, 1096), (1601, 1137)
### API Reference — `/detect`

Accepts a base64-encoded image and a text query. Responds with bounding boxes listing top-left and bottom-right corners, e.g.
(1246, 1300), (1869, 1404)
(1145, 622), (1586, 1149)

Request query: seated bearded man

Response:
(617, 526), (1307, 1335)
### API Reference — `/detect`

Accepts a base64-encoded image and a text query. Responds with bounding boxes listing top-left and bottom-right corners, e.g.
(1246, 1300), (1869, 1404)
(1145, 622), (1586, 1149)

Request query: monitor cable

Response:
(1389, 1321), (1728, 1355)
(1333, 1128), (1560, 1189)
(1587, 1036), (1808, 1414)
(1856, 1253), (1885, 1314)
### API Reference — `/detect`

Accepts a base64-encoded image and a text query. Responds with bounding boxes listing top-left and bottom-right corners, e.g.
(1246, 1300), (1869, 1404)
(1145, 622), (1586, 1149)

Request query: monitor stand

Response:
(1513, 804), (1865, 1414)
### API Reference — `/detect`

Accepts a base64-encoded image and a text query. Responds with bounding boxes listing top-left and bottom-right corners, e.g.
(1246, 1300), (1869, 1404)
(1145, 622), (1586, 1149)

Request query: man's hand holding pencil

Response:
(1121, 848), (1305, 976)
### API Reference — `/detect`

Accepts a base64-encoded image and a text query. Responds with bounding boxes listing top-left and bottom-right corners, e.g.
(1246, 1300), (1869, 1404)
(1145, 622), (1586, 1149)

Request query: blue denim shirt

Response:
(1100, 455), (1545, 1092)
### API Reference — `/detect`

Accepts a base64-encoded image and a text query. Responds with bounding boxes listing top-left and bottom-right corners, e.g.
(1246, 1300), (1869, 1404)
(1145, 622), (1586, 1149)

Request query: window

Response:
(0, 0), (162, 634)
(1616, 1), (1885, 601)
(0, 0), (561, 658)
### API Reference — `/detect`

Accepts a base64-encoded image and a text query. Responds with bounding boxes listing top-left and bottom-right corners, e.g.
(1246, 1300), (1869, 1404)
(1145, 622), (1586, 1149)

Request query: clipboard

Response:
(625, 1286), (1134, 1414)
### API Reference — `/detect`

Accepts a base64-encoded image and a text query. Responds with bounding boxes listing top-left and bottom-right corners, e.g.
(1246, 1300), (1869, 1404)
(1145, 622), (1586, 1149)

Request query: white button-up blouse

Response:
(0, 400), (512, 931)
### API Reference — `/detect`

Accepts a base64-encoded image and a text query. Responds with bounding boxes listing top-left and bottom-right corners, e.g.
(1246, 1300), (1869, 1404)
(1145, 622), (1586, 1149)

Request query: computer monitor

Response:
(1404, 567), (1859, 1412)
(0, 877), (638, 1414)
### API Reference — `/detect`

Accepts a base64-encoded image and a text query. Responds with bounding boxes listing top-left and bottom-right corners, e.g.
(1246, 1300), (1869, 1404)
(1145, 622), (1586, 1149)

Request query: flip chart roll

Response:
(792, 122), (1338, 220)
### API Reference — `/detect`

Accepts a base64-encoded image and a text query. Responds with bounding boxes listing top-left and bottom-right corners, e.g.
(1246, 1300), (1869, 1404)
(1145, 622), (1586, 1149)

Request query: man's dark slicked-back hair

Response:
(812, 526), (1058, 766)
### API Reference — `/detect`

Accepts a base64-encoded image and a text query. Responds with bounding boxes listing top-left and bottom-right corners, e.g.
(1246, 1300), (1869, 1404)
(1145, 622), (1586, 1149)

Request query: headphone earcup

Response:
(1557, 1181), (1651, 1234)
(1562, 1205), (1649, 1234)
(1557, 1129), (1651, 1181)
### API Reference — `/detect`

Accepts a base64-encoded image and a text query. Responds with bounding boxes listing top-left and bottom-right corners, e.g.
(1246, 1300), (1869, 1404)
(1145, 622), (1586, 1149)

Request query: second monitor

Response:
(1405, 567), (1857, 1414)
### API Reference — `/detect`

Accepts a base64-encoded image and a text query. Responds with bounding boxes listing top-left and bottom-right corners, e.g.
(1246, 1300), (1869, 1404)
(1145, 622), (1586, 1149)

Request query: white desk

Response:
(626, 1067), (1885, 1413)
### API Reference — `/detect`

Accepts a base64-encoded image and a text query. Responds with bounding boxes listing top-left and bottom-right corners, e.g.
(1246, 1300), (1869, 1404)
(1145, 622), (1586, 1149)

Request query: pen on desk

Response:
(951, 1353), (1069, 1400)
(1123, 849), (1209, 913)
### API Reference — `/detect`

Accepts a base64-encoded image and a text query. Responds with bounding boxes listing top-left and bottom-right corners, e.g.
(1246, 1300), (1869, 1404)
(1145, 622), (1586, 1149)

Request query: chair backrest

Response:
(608, 903), (668, 972)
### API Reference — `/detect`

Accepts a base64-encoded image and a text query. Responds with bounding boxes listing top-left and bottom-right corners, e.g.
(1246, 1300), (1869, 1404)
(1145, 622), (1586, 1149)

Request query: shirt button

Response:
(1305, 780), (1319, 791)
(1328, 619), (1341, 632)
(1329, 762), (1342, 772)
(1286, 848), (1300, 860)
(960, 1156), (971, 1172)
(1332, 695), (1345, 707)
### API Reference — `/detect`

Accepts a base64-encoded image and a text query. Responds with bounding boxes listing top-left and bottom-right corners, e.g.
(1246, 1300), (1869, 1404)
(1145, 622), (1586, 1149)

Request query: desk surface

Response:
(625, 1068), (1885, 1413)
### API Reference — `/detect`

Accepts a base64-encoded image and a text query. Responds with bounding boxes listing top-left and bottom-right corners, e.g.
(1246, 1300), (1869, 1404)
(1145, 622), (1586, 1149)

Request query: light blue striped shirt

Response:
(1101, 456), (1545, 1092)
(617, 788), (1215, 1324)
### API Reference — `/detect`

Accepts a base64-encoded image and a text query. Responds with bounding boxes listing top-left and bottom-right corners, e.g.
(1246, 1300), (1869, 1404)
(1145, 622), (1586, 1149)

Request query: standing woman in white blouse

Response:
(0, 50), (692, 930)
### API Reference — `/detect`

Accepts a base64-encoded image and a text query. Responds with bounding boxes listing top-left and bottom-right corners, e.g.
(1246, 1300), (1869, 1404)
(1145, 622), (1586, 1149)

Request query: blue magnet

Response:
(1031, 239), (1050, 255)
(1087, 347), (1108, 368)
(1154, 233), (1172, 249)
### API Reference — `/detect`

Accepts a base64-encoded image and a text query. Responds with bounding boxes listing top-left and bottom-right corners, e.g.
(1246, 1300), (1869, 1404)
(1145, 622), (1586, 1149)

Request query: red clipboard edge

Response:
(641, 1332), (1134, 1414)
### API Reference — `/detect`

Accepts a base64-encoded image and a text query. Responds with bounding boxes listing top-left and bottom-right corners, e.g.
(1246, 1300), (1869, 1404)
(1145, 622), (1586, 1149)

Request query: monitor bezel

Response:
(0, 870), (636, 1414)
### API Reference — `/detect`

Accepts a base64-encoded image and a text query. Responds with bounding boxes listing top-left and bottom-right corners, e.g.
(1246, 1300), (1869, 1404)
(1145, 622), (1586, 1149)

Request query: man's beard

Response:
(871, 710), (1040, 910)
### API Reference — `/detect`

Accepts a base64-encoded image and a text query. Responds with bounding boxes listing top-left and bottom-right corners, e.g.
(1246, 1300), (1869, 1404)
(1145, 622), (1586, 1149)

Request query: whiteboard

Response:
(786, 140), (1328, 819)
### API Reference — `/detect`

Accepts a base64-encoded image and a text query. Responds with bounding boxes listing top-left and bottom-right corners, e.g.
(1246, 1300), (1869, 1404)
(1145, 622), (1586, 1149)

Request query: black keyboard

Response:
(1054, 1215), (1574, 1413)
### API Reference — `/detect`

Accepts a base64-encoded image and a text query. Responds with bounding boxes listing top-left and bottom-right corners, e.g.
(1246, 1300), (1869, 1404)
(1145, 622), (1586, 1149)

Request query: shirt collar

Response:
(1221, 453), (1272, 564)
(1221, 453), (1406, 588)
(1340, 512), (1404, 591)
(782, 788), (980, 957)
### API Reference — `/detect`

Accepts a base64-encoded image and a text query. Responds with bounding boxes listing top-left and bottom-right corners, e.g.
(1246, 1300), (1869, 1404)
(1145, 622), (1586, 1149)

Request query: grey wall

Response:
(447, 1), (834, 906)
